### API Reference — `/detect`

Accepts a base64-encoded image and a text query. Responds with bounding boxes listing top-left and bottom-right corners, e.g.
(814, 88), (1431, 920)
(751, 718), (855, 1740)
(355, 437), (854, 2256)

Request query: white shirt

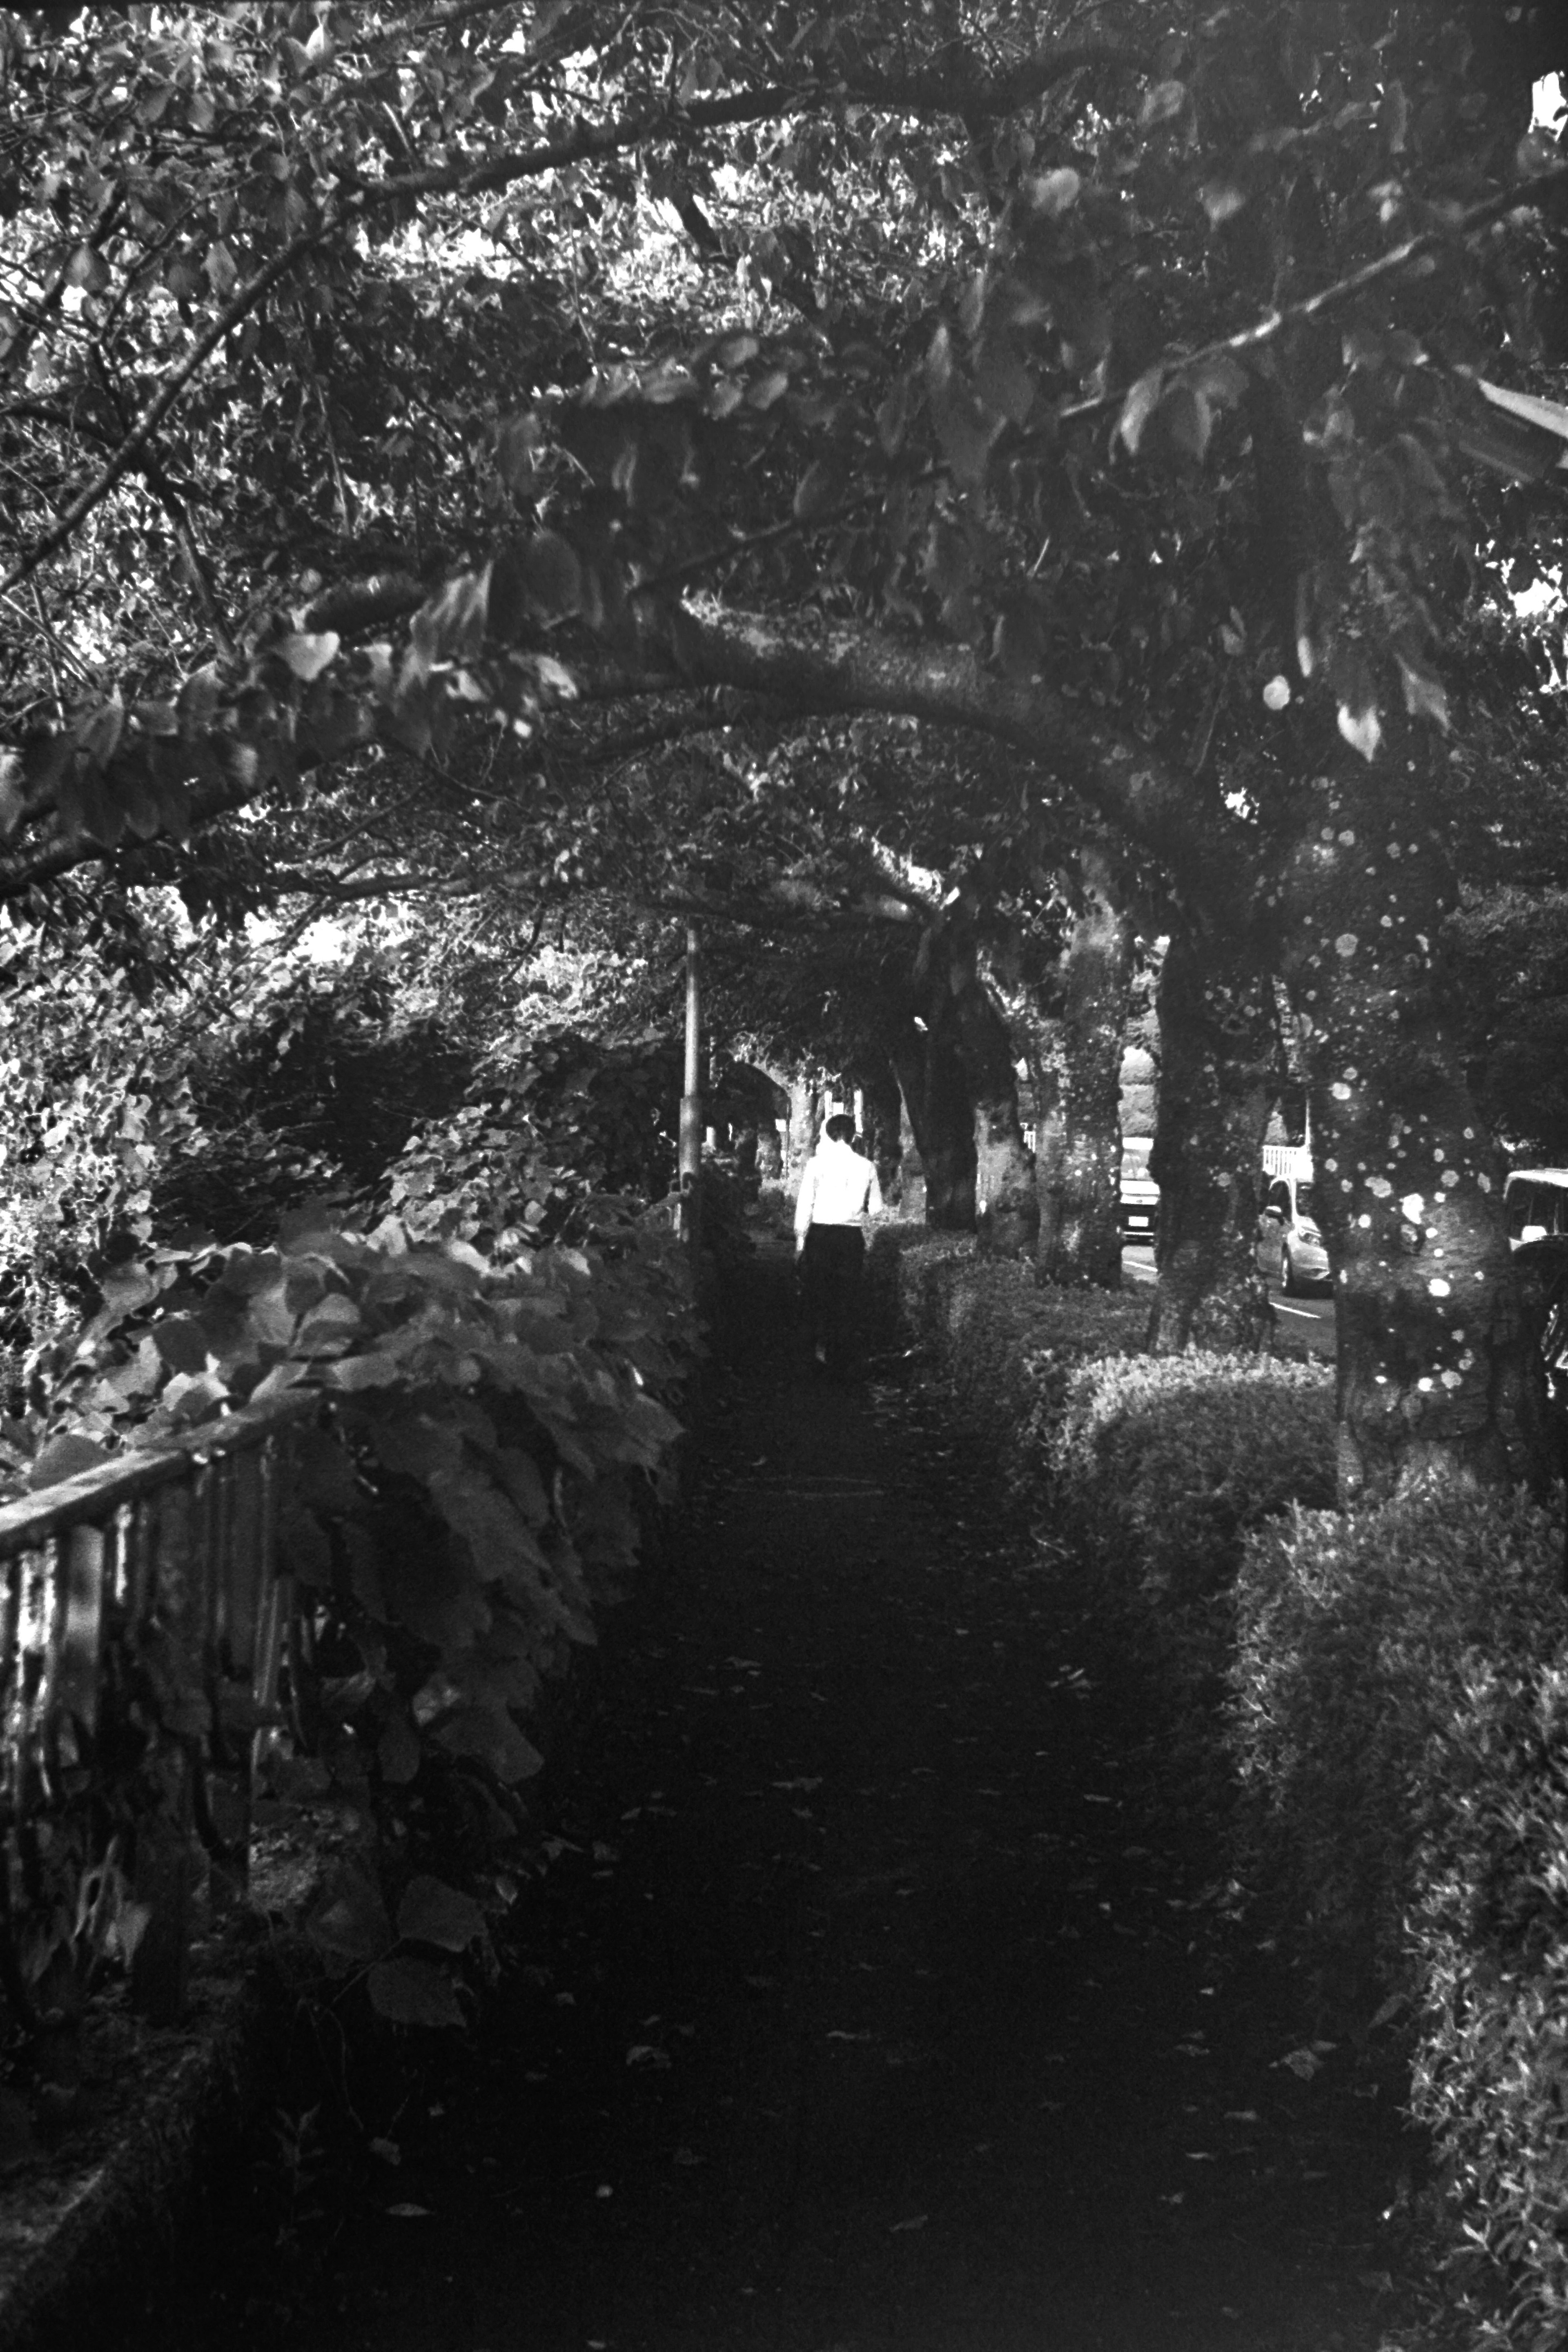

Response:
(795, 1136), (884, 1236)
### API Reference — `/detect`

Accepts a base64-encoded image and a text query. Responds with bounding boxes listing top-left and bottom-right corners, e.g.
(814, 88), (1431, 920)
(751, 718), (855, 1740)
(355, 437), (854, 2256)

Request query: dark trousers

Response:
(799, 1223), (865, 1371)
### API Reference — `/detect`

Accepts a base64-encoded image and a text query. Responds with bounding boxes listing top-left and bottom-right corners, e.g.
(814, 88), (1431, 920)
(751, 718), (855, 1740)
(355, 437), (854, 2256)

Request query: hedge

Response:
(1051, 1349), (1336, 1605)
(887, 1238), (1568, 2341)
(1234, 1490), (1568, 2343)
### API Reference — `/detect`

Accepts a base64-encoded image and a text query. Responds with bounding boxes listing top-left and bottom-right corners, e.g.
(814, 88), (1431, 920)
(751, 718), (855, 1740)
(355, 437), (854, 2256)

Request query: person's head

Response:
(824, 1113), (855, 1144)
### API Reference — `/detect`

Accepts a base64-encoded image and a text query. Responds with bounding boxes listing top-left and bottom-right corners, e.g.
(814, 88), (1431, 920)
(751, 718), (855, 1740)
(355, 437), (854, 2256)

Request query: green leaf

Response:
(1118, 368), (1165, 455)
(1200, 182), (1247, 227)
(396, 1874), (486, 1952)
(517, 531), (583, 624)
(377, 1715), (422, 1785)
(1026, 168), (1082, 220)
(746, 366), (790, 410)
(367, 1956), (465, 2029)
(306, 1867), (392, 1965)
(66, 244), (111, 293)
(27, 1434), (111, 1491)
(793, 458), (841, 522)
(1190, 354), (1248, 410)
(1139, 80), (1187, 130)
(974, 335), (1035, 428)
(1397, 656), (1450, 731)
(152, 1314), (211, 1374)
(203, 239), (238, 296)
(277, 631), (340, 682)
(1336, 698), (1383, 762)
(1160, 383), (1213, 464)
(434, 1703), (543, 1783)
(0, 751), (24, 837)
(930, 376), (996, 490)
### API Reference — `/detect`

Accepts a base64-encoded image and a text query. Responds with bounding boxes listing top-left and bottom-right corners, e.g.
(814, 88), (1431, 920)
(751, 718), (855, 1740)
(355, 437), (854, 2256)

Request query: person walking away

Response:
(794, 1115), (883, 1373)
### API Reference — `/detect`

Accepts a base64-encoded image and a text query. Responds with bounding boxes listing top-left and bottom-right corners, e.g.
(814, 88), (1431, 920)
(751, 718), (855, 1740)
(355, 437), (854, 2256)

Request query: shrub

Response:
(0, 1207), (698, 2038)
(1231, 1490), (1566, 1982)
(1052, 1350), (1336, 1604)
(877, 1232), (1148, 1483)
(1409, 1639), (1568, 2344)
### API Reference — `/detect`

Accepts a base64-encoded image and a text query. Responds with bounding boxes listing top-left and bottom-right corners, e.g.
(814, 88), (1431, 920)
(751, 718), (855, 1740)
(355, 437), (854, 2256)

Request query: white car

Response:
(1506, 1169), (1568, 1249)
(1256, 1172), (1330, 1294)
(1119, 1135), (1159, 1245)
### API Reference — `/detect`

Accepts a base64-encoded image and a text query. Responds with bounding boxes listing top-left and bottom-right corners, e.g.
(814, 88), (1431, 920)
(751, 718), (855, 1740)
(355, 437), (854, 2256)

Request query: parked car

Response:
(1120, 1135), (1159, 1245)
(1506, 1168), (1568, 1249)
(1256, 1171), (1330, 1294)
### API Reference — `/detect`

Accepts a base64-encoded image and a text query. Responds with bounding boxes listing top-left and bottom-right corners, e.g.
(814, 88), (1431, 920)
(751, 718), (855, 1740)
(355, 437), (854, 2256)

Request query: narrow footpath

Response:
(151, 1247), (1417, 2351)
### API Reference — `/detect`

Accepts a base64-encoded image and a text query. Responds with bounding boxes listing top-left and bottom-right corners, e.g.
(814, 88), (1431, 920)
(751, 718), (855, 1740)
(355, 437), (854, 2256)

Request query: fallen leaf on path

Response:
(1278, 2043), (1334, 2079)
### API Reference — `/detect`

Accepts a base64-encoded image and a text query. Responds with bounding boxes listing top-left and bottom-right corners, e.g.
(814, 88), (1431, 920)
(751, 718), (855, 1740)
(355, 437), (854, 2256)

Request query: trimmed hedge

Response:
(1233, 1492), (1566, 1979)
(1234, 1490), (1568, 2341)
(1052, 1350), (1336, 1605)
(876, 1230), (1148, 1494)
(1412, 1645), (1568, 2343)
(887, 1237), (1568, 2339)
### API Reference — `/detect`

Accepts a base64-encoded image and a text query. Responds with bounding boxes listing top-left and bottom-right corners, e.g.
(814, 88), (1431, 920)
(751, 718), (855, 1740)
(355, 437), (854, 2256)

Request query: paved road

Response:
(1122, 1245), (1336, 1356)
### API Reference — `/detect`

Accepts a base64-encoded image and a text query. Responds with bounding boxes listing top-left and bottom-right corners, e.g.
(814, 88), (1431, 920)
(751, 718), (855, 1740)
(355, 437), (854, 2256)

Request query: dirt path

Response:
(156, 1247), (1417, 2350)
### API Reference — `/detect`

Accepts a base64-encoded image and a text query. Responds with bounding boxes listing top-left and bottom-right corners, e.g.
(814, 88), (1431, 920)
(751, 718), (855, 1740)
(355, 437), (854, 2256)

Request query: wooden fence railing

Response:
(0, 1394), (320, 2028)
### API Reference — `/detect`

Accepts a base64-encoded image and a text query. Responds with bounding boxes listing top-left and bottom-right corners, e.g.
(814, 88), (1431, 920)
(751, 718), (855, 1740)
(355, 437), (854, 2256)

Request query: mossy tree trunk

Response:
(1032, 853), (1131, 1288)
(855, 1064), (904, 1203)
(1147, 922), (1276, 1352)
(1278, 760), (1549, 1503)
(889, 1022), (976, 1230)
(946, 934), (1039, 1258)
(888, 926), (1036, 1248)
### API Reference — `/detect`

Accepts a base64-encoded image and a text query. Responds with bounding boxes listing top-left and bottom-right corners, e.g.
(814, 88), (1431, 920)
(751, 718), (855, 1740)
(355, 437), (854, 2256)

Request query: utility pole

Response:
(678, 920), (702, 1247)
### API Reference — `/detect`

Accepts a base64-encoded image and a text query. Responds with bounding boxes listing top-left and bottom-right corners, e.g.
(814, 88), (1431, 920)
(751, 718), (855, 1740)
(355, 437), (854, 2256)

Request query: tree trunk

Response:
(944, 933), (1038, 1257)
(1031, 854), (1130, 1287)
(1279, 763), (1550, 1503)
(854, 1063), (904, 1204)
(784, 1071), (816, 1181)
(1147, 924), (1276, 1352)
(889, 1022), (975, 1230)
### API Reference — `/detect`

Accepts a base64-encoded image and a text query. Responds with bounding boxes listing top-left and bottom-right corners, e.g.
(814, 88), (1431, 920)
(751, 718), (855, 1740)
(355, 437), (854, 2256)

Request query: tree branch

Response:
(648, 601), (1254, 916)
(0, 218), (329, 602)
(1051, 160), (1568, 433)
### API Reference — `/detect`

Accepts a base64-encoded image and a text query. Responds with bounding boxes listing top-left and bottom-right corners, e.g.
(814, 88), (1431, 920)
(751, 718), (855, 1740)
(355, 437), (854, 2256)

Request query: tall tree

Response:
(0, 2), (1564, 1498)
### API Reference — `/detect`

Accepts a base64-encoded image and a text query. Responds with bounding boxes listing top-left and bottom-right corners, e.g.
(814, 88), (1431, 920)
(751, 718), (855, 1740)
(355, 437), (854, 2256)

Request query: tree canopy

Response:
(0, 0), (1566, 1496)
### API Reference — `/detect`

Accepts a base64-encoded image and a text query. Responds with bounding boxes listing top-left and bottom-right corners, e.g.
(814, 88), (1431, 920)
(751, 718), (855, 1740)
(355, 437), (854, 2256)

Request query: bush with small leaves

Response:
(878, 1233), (1147, 1490)
(1052, 1350), (1336, 1605)
(1232, 1489), (1566, 1980)
(1410, 1640), (1568, 2344)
